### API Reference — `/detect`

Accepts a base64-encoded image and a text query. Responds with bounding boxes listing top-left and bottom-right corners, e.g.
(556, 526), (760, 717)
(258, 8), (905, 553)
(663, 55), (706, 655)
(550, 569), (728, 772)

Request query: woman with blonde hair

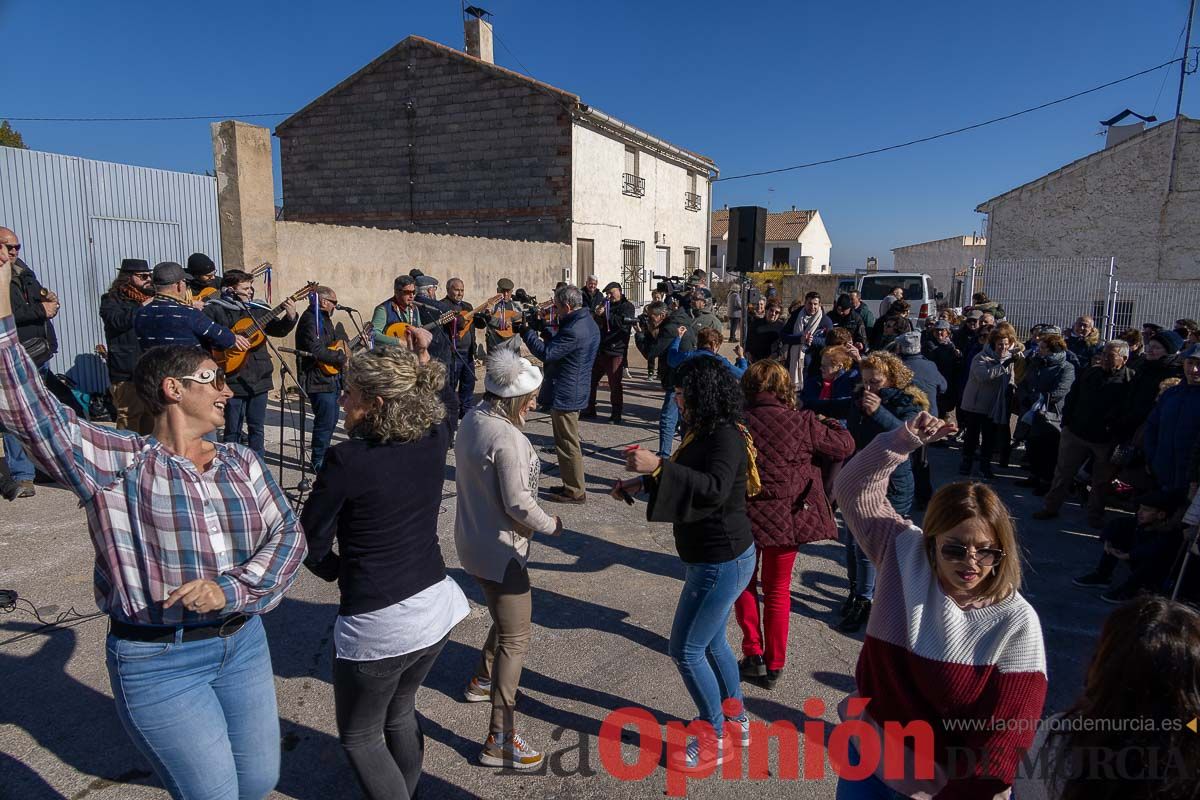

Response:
(834, 351), (928, 632)
(302, 329), (470, 800)
(455, 348), (562, 770)
(735, 360), (854, 689)
(833, 411), (1047, 799)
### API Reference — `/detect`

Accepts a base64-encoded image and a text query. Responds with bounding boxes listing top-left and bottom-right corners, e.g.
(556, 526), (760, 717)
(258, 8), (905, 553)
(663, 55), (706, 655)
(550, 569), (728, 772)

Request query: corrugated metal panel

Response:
(0, 146), (220, 392)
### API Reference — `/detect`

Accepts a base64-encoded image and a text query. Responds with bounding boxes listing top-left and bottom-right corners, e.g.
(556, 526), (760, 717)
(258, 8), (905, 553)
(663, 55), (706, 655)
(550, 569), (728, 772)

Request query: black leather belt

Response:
(109, 614), (249, 643)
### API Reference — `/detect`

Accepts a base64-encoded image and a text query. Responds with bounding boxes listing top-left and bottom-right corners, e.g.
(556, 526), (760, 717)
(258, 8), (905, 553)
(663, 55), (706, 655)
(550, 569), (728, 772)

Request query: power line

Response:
(0, 112), (292, 122)
(715, 57), (1185, 183)
(1152, 20), (1190, 117)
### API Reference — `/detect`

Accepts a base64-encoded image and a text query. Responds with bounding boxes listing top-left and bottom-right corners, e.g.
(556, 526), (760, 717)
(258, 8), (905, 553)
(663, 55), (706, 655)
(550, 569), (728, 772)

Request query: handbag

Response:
(20, 336), (53, 367)
(1013, 396), (1046, 444)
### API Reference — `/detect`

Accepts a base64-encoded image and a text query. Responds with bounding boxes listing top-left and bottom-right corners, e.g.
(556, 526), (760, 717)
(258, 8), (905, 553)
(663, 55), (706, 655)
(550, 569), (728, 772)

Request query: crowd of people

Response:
(2, 228), (1199, 800)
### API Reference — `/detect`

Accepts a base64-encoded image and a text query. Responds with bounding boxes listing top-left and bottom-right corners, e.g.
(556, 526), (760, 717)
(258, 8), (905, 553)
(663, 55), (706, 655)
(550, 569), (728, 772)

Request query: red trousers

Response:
(586, 353), (625, 417)
(733, 544), (799, 670)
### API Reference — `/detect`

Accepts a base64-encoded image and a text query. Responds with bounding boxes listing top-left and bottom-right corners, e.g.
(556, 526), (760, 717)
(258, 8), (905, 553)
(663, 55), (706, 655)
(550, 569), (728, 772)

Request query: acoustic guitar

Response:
(447, 294), (502, 340)
(320, 323), (374, 377)
(212, 282), (318, 373)
(491, 299), (553, 339)
(381, 300), (495, 341)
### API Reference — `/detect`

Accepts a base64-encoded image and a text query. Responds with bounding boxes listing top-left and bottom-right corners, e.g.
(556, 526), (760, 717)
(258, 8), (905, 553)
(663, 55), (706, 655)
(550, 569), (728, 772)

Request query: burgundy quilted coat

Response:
(744, 392), (856, 548)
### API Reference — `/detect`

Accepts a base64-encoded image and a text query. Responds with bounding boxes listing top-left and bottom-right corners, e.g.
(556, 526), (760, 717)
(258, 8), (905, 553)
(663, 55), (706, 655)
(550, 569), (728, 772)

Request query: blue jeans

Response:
(842, 526), (876, 601)
(223, 392), (269, 457)
(835, 741), (909, 799)
(448, 351), (476, 418)
(310, 389), (339, 472)
(669, 544), (757, 732)
(105, 615), (280, 800)
(2, 427), (34, 481)
(658, 390), (680, 457)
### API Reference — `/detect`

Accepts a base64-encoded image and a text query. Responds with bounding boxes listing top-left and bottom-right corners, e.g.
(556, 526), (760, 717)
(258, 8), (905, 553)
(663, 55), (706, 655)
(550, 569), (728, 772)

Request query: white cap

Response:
(484, 348), (543, 397)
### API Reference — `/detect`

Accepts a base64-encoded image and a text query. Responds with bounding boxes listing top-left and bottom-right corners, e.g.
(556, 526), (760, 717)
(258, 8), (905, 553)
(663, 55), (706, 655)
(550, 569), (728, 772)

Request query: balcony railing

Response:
(684, 191), (701, 211)
(622, 173), (646, 197)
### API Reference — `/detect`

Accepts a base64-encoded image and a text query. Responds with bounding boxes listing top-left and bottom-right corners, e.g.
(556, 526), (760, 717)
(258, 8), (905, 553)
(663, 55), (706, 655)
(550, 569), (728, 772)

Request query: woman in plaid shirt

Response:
(0, 248), (306, 799)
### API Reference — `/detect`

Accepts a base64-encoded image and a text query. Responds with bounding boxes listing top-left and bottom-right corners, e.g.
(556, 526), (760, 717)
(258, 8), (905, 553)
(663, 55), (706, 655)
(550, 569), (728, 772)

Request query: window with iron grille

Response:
(621, 240), (646, 304)
(685, 173), (701, 211)
(684, 247), (699, 271)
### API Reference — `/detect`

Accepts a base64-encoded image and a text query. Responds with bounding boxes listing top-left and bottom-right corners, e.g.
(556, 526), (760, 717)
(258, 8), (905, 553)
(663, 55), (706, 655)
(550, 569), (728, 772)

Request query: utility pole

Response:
(1175, 0), (1197, 118)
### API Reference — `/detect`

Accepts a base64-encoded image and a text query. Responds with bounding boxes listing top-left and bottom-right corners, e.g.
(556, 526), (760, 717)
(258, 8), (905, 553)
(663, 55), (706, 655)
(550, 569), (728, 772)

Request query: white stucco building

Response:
(891, 234), (986, 304)
(709, 208), (833, 274)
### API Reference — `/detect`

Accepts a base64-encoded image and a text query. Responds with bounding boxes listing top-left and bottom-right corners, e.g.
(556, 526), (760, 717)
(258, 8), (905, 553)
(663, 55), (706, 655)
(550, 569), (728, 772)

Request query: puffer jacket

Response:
(646, 308), (697, 390)
(522, 307), (600, 411)
(1019, 351), (1075, 428)
(1143, 382), (1200, 492)
(960, 345), (1014, 422)
(743, 393), (855, 548)
(846, 386), (923, 515)
(1065, 329), (1100, 366)
(800, 368), (859, 420)
(1125, 355), (1182, 431)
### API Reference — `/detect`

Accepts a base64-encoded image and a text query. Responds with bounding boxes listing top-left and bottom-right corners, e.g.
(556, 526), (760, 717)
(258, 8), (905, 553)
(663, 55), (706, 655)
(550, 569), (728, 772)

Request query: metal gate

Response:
(621, 239), (646, 305)
(967, 257), (1117, 339)
(0, 146), (220, 391)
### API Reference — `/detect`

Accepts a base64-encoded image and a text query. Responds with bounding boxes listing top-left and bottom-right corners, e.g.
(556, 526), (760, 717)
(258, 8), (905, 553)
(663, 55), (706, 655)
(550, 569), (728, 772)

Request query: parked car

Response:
(856, 272), (941, 324)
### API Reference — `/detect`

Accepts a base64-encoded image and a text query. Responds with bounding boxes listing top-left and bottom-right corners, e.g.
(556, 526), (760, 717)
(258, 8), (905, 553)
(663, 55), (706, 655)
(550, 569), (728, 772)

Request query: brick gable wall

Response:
(278, 41), (572, 243)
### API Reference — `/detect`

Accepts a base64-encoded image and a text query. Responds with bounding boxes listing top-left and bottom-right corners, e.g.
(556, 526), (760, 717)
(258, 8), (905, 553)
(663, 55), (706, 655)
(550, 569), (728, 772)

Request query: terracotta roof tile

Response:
(710, 209), (815, 242)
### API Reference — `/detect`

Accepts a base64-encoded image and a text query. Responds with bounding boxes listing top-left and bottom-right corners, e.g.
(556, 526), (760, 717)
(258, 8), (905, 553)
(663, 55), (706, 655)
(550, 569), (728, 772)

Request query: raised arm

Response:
(218, 454), (307, 612)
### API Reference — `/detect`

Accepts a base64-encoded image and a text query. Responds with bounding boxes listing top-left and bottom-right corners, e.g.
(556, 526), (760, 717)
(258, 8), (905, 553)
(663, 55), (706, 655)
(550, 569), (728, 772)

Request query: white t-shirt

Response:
(334, 575), (470, 661)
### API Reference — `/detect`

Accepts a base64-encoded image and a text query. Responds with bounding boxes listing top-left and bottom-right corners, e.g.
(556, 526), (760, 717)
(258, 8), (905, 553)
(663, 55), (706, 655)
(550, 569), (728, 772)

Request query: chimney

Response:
(464, 12), (494, 64)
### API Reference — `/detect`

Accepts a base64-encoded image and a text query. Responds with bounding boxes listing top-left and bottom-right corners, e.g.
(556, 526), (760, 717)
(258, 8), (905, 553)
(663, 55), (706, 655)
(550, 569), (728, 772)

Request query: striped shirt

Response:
(0, 317), (306, 625)
(134, 296), (236, 350)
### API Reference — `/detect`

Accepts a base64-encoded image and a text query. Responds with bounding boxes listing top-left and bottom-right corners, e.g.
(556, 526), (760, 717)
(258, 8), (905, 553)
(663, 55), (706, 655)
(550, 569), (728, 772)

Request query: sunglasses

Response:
(398, 289), (416, 296)
(939, 542), (1005, 568)
(177, 367), (227, 391)
(2, 243), (19, 252)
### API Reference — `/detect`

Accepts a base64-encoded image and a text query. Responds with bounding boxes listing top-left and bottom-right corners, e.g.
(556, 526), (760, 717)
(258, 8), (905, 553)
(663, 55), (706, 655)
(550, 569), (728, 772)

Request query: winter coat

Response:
(592, 296), (636, 357)
(10, 259), (57, 364)
(1125, 355), (1183, 432)
(743, 393), (855, 548)
(1061, 365), (1134, 444)
(204, 293), (297, 396)
(1143, 382), (1200, 492)
(800, 368), (860, 421)
(961, 346), (1015, 423)
(1019, 351), (1075, 429)
(869, 311), (912, 351)
(522, 306), (600, 412)
(745, 317), (784, 362)
(972, 299), (1006, 320)
(295, 308), (346, 394)
(829, 308), (868, 348)
(1065, 329), (1100, 367)
(646, 308), (697, 390)
(99, 290), (143, 383)
(923, 339), (962, 412)
(846, 386), (922, 515)
(900, 353), (948, 418)
(689, 307), (722, 333)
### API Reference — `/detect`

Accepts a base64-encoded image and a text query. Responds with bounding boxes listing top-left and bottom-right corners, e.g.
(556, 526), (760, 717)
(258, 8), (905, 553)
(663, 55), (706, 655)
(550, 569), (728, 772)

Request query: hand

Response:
(405, 325), (432, 352)
(625, 448), (662, 474)
(42, 299), (60, 319)
(849, 345), (863, 362)
(281, 298), (297, 318)
(803, 331), (815, 346)
(676, 325), (688, 339)
(164, 579), (227, 614)
(609, 477), (642, 501)
(233, 334), (253, 351)
(905, 411), (958, 446)
(733, 344), (744, 359)
(860, 390), (881, 415)
(191, 299), (206, 311)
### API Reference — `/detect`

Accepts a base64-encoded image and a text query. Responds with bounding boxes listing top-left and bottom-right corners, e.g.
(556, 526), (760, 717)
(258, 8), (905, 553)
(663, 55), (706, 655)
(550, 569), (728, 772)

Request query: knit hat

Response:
(152, 261), (187, 286)
(933, 319), (952, 331)
(835, 294), (853, 311)
(894, 331), (923, 355)
(484, 348), (542, 398)
(1151, 330), (1183, 354)
(603, 281), (621, 293)
(120, 258), (150, 274)
(496, 278), (514, 292)
(185, 252), (216, 277)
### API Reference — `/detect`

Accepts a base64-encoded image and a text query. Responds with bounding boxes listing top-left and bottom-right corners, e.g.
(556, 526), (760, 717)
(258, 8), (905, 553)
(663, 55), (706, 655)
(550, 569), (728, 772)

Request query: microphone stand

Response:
(341, 307), (370, 352)
(259, 333), (313, 509)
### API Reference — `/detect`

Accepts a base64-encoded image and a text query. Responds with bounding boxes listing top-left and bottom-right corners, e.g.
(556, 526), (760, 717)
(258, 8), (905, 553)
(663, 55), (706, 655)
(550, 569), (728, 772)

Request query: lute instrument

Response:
(213, 282), (318, 373)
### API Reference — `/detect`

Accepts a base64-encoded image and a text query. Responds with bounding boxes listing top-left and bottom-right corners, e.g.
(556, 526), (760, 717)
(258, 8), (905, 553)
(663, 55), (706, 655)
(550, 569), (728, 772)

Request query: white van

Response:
(855, 273), (941, 324)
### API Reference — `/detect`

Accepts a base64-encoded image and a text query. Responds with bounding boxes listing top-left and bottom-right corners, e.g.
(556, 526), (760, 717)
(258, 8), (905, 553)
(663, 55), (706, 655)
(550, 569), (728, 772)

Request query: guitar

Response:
(193, 262), (272, 303)
(320, 323), (374, 377)
(491, 298), (553, 339)
(446, 294), (502, 340)
(212, 282), (318, 373)
(382, 298), (498, 341)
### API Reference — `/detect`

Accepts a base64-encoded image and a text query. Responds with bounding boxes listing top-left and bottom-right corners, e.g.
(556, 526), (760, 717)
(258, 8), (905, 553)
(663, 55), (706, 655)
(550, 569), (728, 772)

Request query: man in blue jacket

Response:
(522, 284), (600, 504)
(1144, 344), (1200, 493)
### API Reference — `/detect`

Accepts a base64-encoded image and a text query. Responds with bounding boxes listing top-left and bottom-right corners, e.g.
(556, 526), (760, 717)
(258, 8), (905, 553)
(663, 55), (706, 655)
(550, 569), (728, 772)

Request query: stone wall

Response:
(981, 118), (1200, 282)
(276, 37), (572, 243)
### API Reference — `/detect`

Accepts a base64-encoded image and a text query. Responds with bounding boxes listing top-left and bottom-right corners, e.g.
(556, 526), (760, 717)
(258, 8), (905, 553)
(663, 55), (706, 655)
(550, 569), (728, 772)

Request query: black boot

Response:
(739, 654), (767, 680)
(762, 667), (783, 690)
(837, 597), (872, 633)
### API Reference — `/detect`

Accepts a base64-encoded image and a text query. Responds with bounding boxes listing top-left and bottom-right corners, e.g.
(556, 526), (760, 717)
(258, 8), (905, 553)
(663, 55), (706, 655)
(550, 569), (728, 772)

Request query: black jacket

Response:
(295, 307), (346, 394)
(99, 290), (143, 383)
(646, 308), (697, 390)
(10, 259), (57, 363)
(593, 296), (636, 357)
(645, 423), (754, 563)
(1062, 365), (1134, 443)
(300, 421), (452, 617)
(442, 297), (482, 354)
(582, 287), (603, 310)
(745, 316), (784, 362)
(1125, 356), (1182, 431)
(829, 307), (868, 348)
(204, 293), (298, 396)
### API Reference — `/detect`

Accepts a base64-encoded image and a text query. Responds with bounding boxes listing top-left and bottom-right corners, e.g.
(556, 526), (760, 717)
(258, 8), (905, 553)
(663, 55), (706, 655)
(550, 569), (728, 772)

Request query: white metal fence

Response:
(0, 146), (221, 391)
(967, 257), (1118, 339)
(1110, 280), (1200, 333)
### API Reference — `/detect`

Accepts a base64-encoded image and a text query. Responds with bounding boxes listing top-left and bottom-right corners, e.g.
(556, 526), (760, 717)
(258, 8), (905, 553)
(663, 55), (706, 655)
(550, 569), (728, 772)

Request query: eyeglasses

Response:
(177, 367), (227, 392)
(939, 542), (1005, 567)
(398, 289), (416, 296)
(2, 243), (19, 252)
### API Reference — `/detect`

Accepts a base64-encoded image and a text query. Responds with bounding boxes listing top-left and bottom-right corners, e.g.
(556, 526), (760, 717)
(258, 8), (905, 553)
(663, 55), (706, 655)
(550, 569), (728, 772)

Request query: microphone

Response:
(336, 304), (359, 313)
(278, 346), (313, 358)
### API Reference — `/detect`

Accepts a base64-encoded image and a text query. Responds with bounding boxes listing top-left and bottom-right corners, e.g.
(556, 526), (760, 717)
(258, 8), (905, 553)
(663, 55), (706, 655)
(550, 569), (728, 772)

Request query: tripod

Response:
(261, 334), (314, 509)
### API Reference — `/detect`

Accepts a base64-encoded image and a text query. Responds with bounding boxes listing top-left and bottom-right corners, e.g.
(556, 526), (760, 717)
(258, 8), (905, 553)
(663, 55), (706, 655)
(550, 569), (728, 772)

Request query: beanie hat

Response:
(933, 319), (952, 331)
(835, 295), (853, 311)
(186, 252), (216, 277)
(1152, 330), (1183, 354)
(485, 348), (542, 398)
(895, 331), (923, 355)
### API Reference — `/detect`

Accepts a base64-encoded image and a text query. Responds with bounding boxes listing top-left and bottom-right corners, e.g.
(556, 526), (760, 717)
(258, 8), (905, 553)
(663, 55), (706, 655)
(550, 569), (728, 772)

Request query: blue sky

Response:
(4, 0), (1196, 268)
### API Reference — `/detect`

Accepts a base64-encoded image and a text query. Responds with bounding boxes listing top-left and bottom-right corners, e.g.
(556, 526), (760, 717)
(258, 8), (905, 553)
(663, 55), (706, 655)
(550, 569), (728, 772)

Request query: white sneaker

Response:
(464, 676), (491, 703)
(726, 713), (751, 747)
(479, 731), (544, 770)
(671, 733), (725, 770)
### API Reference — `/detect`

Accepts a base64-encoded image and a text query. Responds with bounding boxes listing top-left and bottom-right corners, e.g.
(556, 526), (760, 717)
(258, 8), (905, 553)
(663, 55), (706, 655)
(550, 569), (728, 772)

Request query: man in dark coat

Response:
(894, 331), (947, 507)
(2, 226), (59, 498)
(922, 319), (963, 420)
(1035, 340), (1135, 528)
(100, 258), (155, 434)
(829, 294), (868, 350)
(584, 281), (636, 423)
(441, 277), (484, 418)
(1143, 344), (1200, 493)
(203, 269), (297, 456)
(522, 284), (600, 503)
(581, 275), (603, 310)
(642, 301), (697, 457)
(296, 285), (348, 473)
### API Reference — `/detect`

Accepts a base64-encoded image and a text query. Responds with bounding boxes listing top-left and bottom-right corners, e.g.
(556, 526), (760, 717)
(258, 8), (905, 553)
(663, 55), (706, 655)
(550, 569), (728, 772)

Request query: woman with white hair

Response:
(455, 348), (563, 770)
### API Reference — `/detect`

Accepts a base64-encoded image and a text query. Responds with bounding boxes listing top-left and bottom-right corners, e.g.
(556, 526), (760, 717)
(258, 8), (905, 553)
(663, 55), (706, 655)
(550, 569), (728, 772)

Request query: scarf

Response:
(786, 309), (824, 390)
(673, 423), (762, 498)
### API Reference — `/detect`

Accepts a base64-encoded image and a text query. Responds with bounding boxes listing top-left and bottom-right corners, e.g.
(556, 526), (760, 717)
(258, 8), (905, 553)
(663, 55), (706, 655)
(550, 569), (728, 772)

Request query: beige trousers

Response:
(550, 409), (584, 498)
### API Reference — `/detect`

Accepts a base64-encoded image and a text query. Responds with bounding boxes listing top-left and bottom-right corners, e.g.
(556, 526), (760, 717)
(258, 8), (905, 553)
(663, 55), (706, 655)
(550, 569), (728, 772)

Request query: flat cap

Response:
(152, 261), (187, 286)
